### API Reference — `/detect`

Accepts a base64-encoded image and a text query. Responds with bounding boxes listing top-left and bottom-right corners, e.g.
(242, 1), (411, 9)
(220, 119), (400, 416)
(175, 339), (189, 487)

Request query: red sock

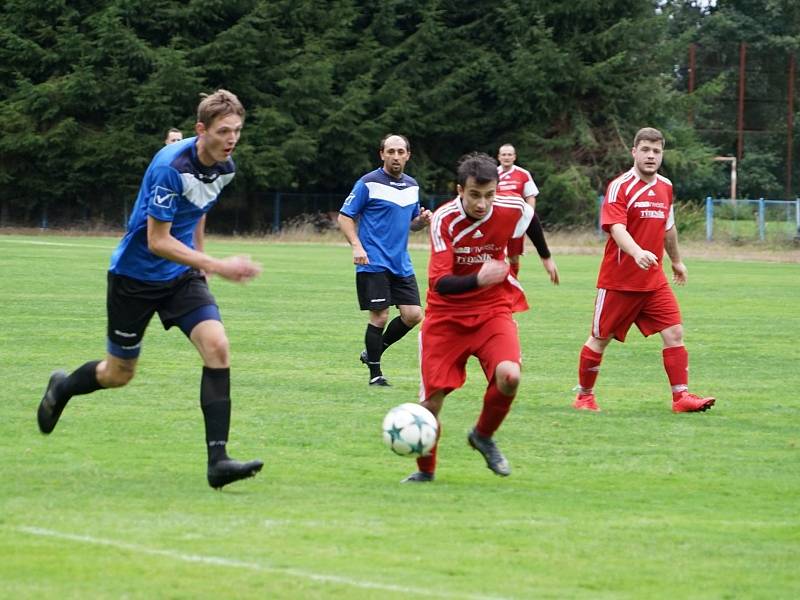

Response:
(663, 345), (689, 400)
(578, 345), (603, 393)
(416, 421), (441, 474)
(510, 261), (520, 277)
(475, 381), (514, 438)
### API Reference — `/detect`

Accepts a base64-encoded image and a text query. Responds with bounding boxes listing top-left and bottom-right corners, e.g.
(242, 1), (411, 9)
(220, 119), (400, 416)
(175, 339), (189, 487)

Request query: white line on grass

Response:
(16, 526), (513, 600)
(0, 239), (113, 249)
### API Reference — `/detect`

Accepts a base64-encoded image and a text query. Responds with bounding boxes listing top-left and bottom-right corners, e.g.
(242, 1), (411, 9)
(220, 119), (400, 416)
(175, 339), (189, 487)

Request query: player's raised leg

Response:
(38, 355), (135, 434)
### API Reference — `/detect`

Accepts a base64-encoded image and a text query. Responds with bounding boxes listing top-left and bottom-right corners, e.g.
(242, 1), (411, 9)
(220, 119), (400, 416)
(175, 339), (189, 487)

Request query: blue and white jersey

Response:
(339, 168), (420, 276)
(109, 137), (235, 281)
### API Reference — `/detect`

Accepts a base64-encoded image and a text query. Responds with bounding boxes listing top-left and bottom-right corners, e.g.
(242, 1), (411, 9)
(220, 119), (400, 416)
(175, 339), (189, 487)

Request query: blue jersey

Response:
(109, 137), (235, 281)
(339, 168), (420, 276)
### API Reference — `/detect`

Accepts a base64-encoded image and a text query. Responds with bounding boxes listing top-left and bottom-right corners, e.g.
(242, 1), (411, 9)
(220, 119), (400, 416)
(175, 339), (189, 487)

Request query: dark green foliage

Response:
(1, 0), (795, 229)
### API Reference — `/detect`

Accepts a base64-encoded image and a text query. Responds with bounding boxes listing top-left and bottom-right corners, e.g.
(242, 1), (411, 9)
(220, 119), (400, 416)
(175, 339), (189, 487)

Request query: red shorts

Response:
(419, 311), (521, 401)
(590, 285), (681, 342)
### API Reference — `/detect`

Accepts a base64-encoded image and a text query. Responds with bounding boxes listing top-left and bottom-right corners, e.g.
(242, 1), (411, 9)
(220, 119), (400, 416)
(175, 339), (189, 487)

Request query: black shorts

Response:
(106, 269), (219, 358)
(356, 271), (421, 311)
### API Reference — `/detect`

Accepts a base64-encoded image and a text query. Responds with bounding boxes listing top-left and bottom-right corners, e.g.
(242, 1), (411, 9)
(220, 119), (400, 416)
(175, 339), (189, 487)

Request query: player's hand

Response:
(671, 261), (687, 285)
(417, 208), (433, 226)
(213, 256), (262, 283)
(477, 259), (510, 287)
(633, 249), (658, 270)
(541, 257), (560, 285)
(352, 245), (369, 265)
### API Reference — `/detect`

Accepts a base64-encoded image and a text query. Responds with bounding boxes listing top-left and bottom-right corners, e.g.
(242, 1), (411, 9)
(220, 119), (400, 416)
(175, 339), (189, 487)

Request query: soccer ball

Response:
(382, 403), (438, 457)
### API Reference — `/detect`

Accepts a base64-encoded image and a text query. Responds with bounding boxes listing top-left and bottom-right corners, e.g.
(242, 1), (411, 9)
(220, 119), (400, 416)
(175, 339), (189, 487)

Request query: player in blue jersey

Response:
(338, 134), (432, 386)
(37, 89), (264, 489)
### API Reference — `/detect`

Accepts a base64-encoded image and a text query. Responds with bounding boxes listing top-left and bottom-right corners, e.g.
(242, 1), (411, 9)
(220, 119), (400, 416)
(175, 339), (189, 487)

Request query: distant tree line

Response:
(1, 0), (798, 231)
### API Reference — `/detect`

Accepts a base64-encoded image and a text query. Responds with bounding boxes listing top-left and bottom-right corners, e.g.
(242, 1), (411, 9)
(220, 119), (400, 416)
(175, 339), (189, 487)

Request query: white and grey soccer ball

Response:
(382, 403), (438, 457)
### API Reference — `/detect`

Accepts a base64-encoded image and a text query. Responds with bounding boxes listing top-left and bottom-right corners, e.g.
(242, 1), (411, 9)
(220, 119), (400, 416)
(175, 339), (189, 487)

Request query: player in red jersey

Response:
(402, 152), (533, 483)
(573, 127), (715, 413)
(497, 143), (559, 285)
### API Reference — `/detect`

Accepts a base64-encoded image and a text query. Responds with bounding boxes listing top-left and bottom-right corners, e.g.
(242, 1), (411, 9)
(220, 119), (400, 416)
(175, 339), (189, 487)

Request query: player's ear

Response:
(456, 184), (463, 197)
(195, 122), (206, 137)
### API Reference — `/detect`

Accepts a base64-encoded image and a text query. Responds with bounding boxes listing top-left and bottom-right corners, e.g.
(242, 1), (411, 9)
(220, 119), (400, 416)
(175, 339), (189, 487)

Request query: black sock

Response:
(365, 324), (384, 378)
(59, 360), (103, 402)
(201, 366), (231, 464)
(382, 316), (413, 353)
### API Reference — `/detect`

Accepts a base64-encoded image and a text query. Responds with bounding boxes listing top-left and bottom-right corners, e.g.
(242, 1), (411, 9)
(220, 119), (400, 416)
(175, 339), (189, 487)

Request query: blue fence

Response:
(705, 197), (800, 242)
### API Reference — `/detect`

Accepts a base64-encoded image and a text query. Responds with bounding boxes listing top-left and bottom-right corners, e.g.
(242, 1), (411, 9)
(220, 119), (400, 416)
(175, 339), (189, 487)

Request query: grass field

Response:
(1, 233), (798, 599)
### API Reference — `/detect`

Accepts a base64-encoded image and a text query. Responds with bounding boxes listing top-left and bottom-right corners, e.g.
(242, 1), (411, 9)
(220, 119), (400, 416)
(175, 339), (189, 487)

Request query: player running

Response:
(37, 89), (264, 489)
(403, 152), (533, 483)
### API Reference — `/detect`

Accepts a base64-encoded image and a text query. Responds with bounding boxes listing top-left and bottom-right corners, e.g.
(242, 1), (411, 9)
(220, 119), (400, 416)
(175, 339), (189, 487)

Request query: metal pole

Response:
(273, 191), (281, 233)
(737, 42), (747, 162)
(758, 198), (765, 241)
(597, 194), (603, 238)
(706, 196), (713, 241)
(795, 198), (799, 240)
(688, 43), (696, 124)
(714, 156), (737, 200)
(787, 54), (795, 198)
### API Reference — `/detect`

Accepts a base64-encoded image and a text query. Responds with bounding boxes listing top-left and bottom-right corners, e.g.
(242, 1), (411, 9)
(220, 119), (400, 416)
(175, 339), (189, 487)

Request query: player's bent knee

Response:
(495, 362), (521, 395)
(402, 308), (423, 326)
(190, 321), (230, 366)
(661, 324), (684, 346)
(100, 360), (136, 388)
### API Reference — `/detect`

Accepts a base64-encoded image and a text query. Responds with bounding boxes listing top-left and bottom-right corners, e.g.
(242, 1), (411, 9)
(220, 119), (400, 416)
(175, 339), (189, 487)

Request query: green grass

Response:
(710, 218), (797, 243)
(1, 233), (798, 599)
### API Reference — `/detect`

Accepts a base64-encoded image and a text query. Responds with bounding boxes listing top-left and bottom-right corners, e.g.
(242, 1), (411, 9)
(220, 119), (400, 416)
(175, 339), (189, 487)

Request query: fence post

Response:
(796, 198), (800, 240)
(705, 196), (713, 241)
(40, 205), (48, 230)
(273, 191), (281, 233)
(597, 194), (603, 237)
(758, 197), (765, 241)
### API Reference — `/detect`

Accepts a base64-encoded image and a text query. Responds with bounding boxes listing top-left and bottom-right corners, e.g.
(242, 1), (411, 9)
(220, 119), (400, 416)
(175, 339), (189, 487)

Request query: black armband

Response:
(526, 213), (551, 259)
(435, 273), (480, 295)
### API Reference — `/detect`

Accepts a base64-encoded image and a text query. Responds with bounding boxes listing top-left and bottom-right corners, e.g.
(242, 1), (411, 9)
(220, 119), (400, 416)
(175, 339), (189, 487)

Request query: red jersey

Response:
(426, 195), (533, 315)
(598, 169), (676, 291)
(497, 165), (539, 199)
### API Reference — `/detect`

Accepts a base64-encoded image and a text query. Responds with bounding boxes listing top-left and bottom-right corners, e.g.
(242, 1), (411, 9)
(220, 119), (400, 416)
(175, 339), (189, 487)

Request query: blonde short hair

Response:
(197, 89), (245, 127)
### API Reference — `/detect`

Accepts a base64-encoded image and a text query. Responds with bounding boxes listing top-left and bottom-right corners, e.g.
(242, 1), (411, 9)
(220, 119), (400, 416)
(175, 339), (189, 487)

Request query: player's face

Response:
(458, 177), (497, 220)
(380, 136), (410, 178)
(632, 139), (663, 180)
(165, 131), (183, 145)
(196, 113), (243, 166)
(497, 145), (516, 170)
